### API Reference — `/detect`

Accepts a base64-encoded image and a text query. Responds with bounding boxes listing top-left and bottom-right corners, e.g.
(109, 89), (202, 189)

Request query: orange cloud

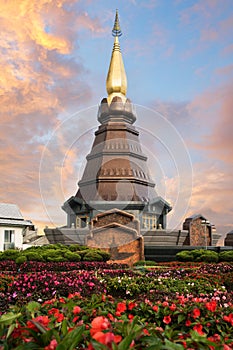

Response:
(0, 0), (106, 230)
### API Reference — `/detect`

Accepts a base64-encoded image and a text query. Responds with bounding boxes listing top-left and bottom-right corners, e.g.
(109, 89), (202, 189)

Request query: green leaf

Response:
(26, 301), (41, 314)
(31, 320), (48, 334)
(6, 322), (16, 339)
(14, 343), (40, 350)
(142, 335), (163, 349)
(177, 314), (186, 324)
(0, 312), (21, 327)
(162, 339), (185, 349)
(118, 333), (135, 350)
(56, 325), (85, 350)
(61, 319), (68, 337)
(40, 329), (56, 346)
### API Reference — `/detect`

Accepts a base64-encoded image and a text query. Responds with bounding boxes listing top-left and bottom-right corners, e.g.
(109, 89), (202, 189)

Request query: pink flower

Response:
(44, 339), (58, 350)
(73, 306), (81, 314)
(163, 315), (171, 324)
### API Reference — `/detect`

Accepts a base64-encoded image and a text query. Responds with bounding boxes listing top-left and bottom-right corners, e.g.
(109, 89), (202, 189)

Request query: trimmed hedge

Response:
(176, 249), (219, 262)
(1, 244), (111, 263)
(219, 251), (233, 262)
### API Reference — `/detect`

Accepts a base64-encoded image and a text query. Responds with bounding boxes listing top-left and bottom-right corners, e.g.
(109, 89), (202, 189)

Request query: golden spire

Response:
(106, 10), (127, 104)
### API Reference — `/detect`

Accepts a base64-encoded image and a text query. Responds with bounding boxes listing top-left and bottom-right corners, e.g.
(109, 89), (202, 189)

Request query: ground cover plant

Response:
(0, 259), (233, 349)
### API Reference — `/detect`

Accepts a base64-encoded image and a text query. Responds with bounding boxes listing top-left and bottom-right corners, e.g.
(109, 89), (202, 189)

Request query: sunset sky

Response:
(0, 0), (232, 242)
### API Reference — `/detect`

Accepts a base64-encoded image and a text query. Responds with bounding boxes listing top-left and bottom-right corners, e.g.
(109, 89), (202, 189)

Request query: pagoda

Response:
(62, 10), (172, 233)
(44, 11), (222, 256)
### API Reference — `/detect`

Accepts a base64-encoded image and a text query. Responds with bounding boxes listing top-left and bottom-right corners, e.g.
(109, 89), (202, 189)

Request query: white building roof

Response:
(0, 203), (33, 227)
(0, 203), (23, 219)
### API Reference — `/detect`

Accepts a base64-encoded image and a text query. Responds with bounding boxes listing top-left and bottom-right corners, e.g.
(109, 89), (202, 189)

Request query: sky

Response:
(0, 0), (232, 242)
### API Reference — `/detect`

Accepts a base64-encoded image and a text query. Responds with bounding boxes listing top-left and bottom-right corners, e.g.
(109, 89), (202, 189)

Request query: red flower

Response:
(169, 303), (176, 311)
(48, 308), (59, 316)
(42, 298), (56, 306)
(143, 329), (150, 335)
(92, 331), (113, 343)
(68, 292), (81, 299)
(44, 339), (58, 350)
(90, 316), (110, 336)
(223, 314), (233, 326)
(56, 313), (64, 322)
(107, 313), (115, 321)
(185, 319), (191, 327)
(92, 331), (121, 346)
(73, 306), (81, 314)
(116, 302), (126, 314)
(128, 314), (134, 320)
(128, 302), (136, 310)
(205, 301), (217, 312)
(114, 335), (122, 343)
(192, 308), (201, 319)
(193, 324), (204, 335)
(72, 316), (79, 323)
(27, 316), (50, 332)
(223, 345), (232, 350)
(152, 305), (158, 312)
(163, 315), (171, 324)
(48, 308), (64, 323)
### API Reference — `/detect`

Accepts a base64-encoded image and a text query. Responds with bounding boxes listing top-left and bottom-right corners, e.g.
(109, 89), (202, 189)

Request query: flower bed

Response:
(1, 293), (233, 349)
(0, 262), (233, 349)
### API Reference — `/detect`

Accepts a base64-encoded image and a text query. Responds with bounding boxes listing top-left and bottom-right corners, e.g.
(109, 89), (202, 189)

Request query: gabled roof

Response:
(186, 213), (208, 221)
(0, 203), (23, 219)
(149, 196), (172, 212)
(0, 203), (33, 227)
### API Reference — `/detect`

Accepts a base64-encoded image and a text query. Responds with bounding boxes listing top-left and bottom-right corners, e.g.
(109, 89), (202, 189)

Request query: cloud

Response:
(0, 0), (106, 228)
(179, 1), (233, 58)
(147, 74), (233, 237)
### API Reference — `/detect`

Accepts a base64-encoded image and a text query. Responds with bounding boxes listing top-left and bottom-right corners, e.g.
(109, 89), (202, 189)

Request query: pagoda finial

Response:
(106, 10), (127, 104)
(112, 9), (122, 37)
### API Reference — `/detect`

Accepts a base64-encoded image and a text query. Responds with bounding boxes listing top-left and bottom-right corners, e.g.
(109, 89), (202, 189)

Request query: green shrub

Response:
(24, 246), (41, 251)
(219, 251), (233, 262)
(78, 245), (89, 251)
(0, 249), (20, 261)
(23, 252), (44, 262)
(15, 255), (27, 264)
(47, 256), (67, 262)
(83, 252), (103, 262)
(68, 244), (81, 252)
(176, 250), (194, 262)
(40, 244), (66, 250)
(196, 250), (219, 263)
(75, 250), (90, 260)
(192, 249), (206, 260)
(94, 250), (110, 262)
(41, 249), (64, 261)
(64, 251), (81, 262)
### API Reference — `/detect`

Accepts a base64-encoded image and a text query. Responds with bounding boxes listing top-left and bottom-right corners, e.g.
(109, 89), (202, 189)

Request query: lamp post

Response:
(201, 219), (210, 249)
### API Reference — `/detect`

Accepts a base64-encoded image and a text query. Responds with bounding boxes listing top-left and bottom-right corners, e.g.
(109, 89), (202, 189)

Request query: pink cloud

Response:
(0, 0), (106, 229)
